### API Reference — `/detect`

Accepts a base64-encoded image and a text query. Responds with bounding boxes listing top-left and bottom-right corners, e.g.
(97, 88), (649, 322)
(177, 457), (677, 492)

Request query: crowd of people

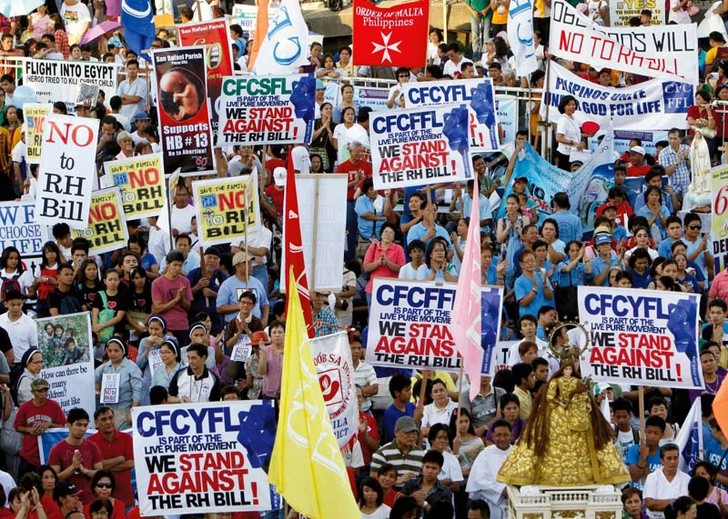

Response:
(0, 1), (723, 519)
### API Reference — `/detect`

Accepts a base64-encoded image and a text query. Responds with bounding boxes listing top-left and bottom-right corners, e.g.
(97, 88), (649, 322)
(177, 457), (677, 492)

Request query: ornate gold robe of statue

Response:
(497, 375), (629, 486)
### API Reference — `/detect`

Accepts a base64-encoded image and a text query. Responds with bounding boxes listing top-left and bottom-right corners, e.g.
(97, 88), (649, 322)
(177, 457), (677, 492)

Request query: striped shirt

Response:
(370, 440), (425, 477)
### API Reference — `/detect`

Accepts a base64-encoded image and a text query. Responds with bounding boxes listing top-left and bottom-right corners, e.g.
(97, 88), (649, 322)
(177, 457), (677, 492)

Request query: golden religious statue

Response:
(497, 360), (630, 486)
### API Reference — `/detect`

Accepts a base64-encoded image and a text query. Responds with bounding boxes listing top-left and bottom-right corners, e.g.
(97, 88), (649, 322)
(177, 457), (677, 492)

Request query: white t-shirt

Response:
(0, 312), (38, 361)
(0, 268), (34, 296)
(361, 504), (391, 519)
(399, 263), (428, 281)
(148, 226), (171, 265)
(555, 114), (582, 156)
(643, 468), (691, 519)
(117, 77), (149, 120)
(443, 57), (473, 78)
(239, 225), (272, 267)
(171, 204), (197, 235)
(421, 399), (458, 429)
(439, 451), (464, 483)
(59, 1), (91, 45)
(668, 0), (692, 24)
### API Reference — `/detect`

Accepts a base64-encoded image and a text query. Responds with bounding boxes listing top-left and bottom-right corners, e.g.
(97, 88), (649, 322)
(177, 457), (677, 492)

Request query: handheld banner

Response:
(104, 153), (165, 220)
(191, 175), (260, 248)
(542, 61), (693, 131)
(23, 59), (118, 113)
(401, 79), (500, 152)
(23, 103), (52, 165)
(365, 279), (503, 374)
(496, 134), (614, 229)
(35, 114), (98, 229)
(133, 401), (276, 515)
(352, 0), (429, 68)
(178, 19), (234, 142)
(0, 201), (49, 257)
(551, 0), (697, 83)
(71, 188), (129, 256)
(218, 74), (316, 146)
(280, 175), (348, 293)
(370, 104), (472, 190)
(230, 4), (277, 31)
(609, 0), (665, 26)
(310, 331), (358, 447)
(578, 286), (703, 389)
(36, 313), (95, 416)
(151, 46), (215, 176)
(712, 164), (728, 272)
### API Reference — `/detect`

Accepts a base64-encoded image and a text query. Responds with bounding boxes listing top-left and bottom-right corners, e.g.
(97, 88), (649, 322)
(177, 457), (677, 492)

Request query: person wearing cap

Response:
(370, 416), (426, 483)
(151, 251), (193, 346)
(117, 59), (147, 120)
(263, 166), (286, 219)
(14, 377), (66, 478)
(51, 481), (83, 519)
(94, 338), (143, 430)
(87, 406), (135, 507)
(130, 112), (151, 146)
(168, 342), (221, 403)
(15, 348), (43, 406)
(48, 408), (104, 504)
(187, 247), (228, 336)
(234, 221), (273, 295)
(242, 330), (269, 399)
(588, 233), (620, 286)
(554, 95), (585, 171)
(216, 251), (269, 326)
(626, 145), (652, 177)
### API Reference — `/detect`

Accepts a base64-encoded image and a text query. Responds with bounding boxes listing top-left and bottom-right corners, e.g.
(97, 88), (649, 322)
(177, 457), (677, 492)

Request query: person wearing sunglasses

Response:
(85, 471), (125, 519)
(681, 212), (713, 282)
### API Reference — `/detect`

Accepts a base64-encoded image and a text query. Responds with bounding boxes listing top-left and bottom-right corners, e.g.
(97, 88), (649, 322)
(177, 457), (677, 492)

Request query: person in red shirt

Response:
(87, 407), (135, 507)
(14, 378), (67, 479)
(336, 141), (372, 262)
(625, 146), (651, 177)
(47, 482), (82, 519)
(264, 167), (286, 219)
(356, 386), (380, 467)
(48, 408), (104, 505)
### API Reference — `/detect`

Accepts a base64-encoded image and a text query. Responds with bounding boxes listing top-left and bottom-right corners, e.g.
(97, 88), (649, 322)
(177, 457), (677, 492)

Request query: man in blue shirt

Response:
(354, 177), (391, 245)
(625, 416), (666, 490)
(407, 202), (453, 250)
(549, 192), (582, 243)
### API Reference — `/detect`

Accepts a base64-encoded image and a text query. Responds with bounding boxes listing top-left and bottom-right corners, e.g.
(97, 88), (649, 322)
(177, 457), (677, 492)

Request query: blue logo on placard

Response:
(201, 194), (217, 208)
(661, 82), (693, 114)
(112, 173), (128, 185)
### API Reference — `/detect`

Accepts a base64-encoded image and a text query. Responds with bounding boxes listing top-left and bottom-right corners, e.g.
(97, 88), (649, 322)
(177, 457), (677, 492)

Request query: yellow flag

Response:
(268, 268), (359, 518)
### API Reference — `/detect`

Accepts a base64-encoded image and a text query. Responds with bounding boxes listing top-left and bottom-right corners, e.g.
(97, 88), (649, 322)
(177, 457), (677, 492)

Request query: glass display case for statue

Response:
(506, 485), (623, 519)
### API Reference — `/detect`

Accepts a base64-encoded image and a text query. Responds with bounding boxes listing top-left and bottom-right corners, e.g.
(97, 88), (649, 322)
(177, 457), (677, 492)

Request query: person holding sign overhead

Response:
(94, 338), (143, 430)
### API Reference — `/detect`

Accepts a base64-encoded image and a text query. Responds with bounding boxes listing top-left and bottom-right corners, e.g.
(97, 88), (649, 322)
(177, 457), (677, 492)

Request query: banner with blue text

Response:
(365, 279), (503, 374)
(577, 286), (703, 389)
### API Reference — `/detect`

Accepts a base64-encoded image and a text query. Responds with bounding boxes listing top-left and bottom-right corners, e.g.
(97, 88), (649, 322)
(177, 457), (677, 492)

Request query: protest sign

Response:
(35, 114), (98, 229)
(352, 0), (429, 67)
(496, 96), (517, 145)
(218, 75), (315, 146)
(497, 134), (614, 229)
(551, 0), (697, 83)
(133, 401), (276, 515)
(230, 4), (277, 31)
(578, 286), (703, 389)
(151, 46), (215, 176)
(402, 79), (500, 152)
(0, 201), (48, 257)
(609, 0), (665, 26)
(178, 19), (234, 141)
(191, 175), (260, 248)
(492, 341), (518, 373)
(23, 103), (51, 165)
(542, 61), (693, 131)
(310, 332), (358, 447)
(365, 279), (503, 373)
(104, 153), (165, 220)
(370, 105), (472, 190)
(36, 313), (95, 416)
(280, 175), (347, 293)
(23, 59), (117, 113)
(712, 165), (728, 272)
(71, 188), (129, 255)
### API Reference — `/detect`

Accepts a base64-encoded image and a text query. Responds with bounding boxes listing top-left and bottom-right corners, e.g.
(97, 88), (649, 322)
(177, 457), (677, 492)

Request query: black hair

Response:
(388, 374), (411, 398)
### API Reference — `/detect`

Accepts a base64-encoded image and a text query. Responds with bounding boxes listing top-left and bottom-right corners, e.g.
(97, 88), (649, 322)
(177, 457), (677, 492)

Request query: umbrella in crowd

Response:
(0, 0), (43, 17)
(80, 20), (123, 46)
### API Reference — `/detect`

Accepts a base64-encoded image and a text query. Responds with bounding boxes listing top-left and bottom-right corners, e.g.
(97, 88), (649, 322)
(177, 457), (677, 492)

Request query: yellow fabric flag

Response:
(268, 268), (359, 518)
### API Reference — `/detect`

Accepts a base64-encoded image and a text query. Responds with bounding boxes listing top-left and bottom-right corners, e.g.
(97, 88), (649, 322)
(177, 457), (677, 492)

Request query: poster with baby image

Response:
(35, 312), (95, 416)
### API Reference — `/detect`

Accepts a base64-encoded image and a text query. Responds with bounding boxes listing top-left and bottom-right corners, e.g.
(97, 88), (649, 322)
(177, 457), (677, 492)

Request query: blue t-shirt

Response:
(590, 255), (619, 286)
(382, 402), (416, 443)
(514, 273), (554, 318)
(555, 261), (585, 287)
(625, 444), (662, 489)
